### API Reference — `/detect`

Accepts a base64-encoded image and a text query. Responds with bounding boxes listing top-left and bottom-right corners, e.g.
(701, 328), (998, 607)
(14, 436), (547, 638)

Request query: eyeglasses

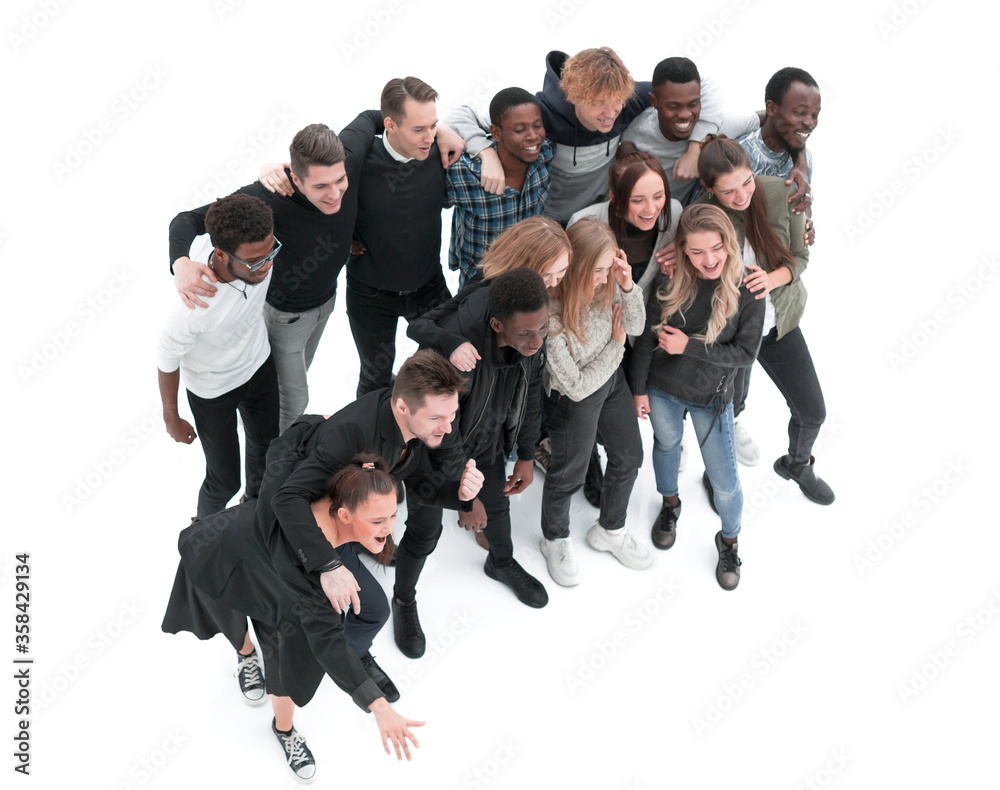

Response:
(226, 237), (282, 272)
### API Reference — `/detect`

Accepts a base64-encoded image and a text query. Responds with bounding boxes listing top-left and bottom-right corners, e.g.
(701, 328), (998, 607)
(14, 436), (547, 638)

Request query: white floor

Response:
(5, 2), (998, 787)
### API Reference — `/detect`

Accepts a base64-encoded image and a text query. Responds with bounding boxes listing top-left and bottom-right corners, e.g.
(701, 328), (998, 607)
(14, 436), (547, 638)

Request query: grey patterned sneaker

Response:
(714, 531), (742, 591)
(272, 718), (316, 784)
(586, 522), (652, 570)
(534, 437), (552, 474)
(234, 650), (266, 706)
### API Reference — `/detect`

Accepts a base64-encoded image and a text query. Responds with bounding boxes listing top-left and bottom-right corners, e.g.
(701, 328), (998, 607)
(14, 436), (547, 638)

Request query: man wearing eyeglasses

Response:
(157, 193), (281, 519)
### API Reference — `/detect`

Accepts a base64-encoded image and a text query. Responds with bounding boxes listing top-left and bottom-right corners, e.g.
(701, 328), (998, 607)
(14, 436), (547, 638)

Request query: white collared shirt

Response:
(382, 134), (413, 163)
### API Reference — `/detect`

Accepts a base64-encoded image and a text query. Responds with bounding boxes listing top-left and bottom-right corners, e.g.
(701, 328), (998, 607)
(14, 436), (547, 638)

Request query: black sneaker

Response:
(360, 652), (400, 702)
(272, 718), (316, 784)
(234, 650), (266, 706)
(392, 598), (426, 659)
(651, 497), (682, 550)
(484, 557), (548, 608)
(702, 472), (719, 516)
(714, 531), (742, 591)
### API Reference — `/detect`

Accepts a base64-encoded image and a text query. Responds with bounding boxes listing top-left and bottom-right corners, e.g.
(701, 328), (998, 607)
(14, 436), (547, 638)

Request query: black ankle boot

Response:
(774, 455), (835, 505)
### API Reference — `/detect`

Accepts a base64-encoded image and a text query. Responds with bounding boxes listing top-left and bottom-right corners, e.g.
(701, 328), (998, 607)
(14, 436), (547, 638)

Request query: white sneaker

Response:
(540, 537), (581, 586)
(734, 418), (760, 466)
(586, 523), (652, 570)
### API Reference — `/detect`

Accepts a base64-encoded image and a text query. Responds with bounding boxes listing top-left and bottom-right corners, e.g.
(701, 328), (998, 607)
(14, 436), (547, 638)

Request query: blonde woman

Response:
(629, 205), (764, 591)
(540, 217), (648, 586)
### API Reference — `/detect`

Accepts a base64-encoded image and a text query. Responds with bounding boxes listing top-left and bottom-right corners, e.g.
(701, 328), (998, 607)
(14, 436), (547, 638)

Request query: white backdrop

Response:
(4, 0), (997, 787)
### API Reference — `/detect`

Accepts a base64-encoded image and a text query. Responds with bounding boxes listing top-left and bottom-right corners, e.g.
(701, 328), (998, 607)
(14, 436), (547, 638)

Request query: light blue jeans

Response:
(646, 386), (742, 539)
(264, 291), (337, 433)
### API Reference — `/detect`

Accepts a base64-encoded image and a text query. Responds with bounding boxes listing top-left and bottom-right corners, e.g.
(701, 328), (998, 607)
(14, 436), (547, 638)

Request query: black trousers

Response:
(187, 355), (280, 519)
(176, 542), (389, 700)
(541, 369), (643, 539)
(393, 453), (513, 602)
(346, 271), (452, 397)
(733, 326), (826, 464)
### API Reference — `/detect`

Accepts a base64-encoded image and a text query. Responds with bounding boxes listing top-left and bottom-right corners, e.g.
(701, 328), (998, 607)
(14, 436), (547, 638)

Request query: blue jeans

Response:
(646, 386), (742, 539)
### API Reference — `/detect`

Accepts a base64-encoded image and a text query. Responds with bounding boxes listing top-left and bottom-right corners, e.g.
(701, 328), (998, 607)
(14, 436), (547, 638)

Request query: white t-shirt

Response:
(156, 236), (272, 399)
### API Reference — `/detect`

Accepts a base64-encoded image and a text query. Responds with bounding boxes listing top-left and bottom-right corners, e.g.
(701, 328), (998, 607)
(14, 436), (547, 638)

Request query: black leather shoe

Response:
(484, 558), (548, 608)
(651, 497), (682, 550)
(583, 446), (604, 508)
(392, 598), (426, 659)
(773, 455), (835, 505)
(702, 472), (719, 515)
(360, 652), (400, 702)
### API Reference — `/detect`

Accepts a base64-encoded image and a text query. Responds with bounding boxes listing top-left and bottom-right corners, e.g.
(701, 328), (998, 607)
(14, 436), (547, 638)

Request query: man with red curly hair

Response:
(451, 47), (695, 226)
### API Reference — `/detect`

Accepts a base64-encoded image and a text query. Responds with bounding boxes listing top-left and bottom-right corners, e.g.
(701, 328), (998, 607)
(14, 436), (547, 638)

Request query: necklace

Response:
(209, 253), (247, 300)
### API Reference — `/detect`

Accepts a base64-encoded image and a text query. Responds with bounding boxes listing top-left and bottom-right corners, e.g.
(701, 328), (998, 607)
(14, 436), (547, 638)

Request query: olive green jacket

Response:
(697, 176), (808, 340)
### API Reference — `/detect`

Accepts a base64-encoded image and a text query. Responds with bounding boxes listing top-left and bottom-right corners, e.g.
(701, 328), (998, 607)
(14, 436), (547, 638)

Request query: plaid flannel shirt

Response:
(444, 139), (554, 285)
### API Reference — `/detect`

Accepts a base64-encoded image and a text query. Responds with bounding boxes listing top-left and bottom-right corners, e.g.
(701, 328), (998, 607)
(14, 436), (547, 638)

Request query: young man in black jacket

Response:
(393, 268), (551, 659)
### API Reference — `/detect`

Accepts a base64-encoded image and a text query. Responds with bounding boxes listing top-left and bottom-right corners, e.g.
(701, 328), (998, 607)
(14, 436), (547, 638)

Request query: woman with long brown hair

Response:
(696, 134), (833, 505)
(629, 204), (764, 590)
(539, 217), (649, 586)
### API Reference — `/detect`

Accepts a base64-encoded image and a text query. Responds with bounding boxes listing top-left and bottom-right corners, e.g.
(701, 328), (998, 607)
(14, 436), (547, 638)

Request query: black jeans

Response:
(187, 355), (279, 519)
(393, 453), (514, 602)
(541, 368), (643, 539)
(346, 271), (452, 397)
(733, 326), (826, 464)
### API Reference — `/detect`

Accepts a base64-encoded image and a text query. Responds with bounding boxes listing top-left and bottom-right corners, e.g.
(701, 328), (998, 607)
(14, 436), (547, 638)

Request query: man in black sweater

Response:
(169, 123), (365, 432)
(393, 269), (551, 659)
(346, 76), (454, 397)
(263, 350), (484, 621)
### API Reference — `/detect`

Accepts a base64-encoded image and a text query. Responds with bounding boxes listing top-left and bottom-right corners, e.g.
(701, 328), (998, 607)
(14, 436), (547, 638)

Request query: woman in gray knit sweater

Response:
(629, 205), (764, 590)
(539, 217), (649, 587)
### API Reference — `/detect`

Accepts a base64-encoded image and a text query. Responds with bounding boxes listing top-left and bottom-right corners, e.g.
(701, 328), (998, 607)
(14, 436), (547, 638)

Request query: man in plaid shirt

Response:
(445, 87), (554, 287)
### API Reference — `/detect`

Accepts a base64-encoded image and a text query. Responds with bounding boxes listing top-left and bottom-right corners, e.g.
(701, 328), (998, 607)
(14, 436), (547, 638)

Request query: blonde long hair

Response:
(655, 205), (742, 345)
(478, 216), (571, 281)
(552, 217), (617, 350)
